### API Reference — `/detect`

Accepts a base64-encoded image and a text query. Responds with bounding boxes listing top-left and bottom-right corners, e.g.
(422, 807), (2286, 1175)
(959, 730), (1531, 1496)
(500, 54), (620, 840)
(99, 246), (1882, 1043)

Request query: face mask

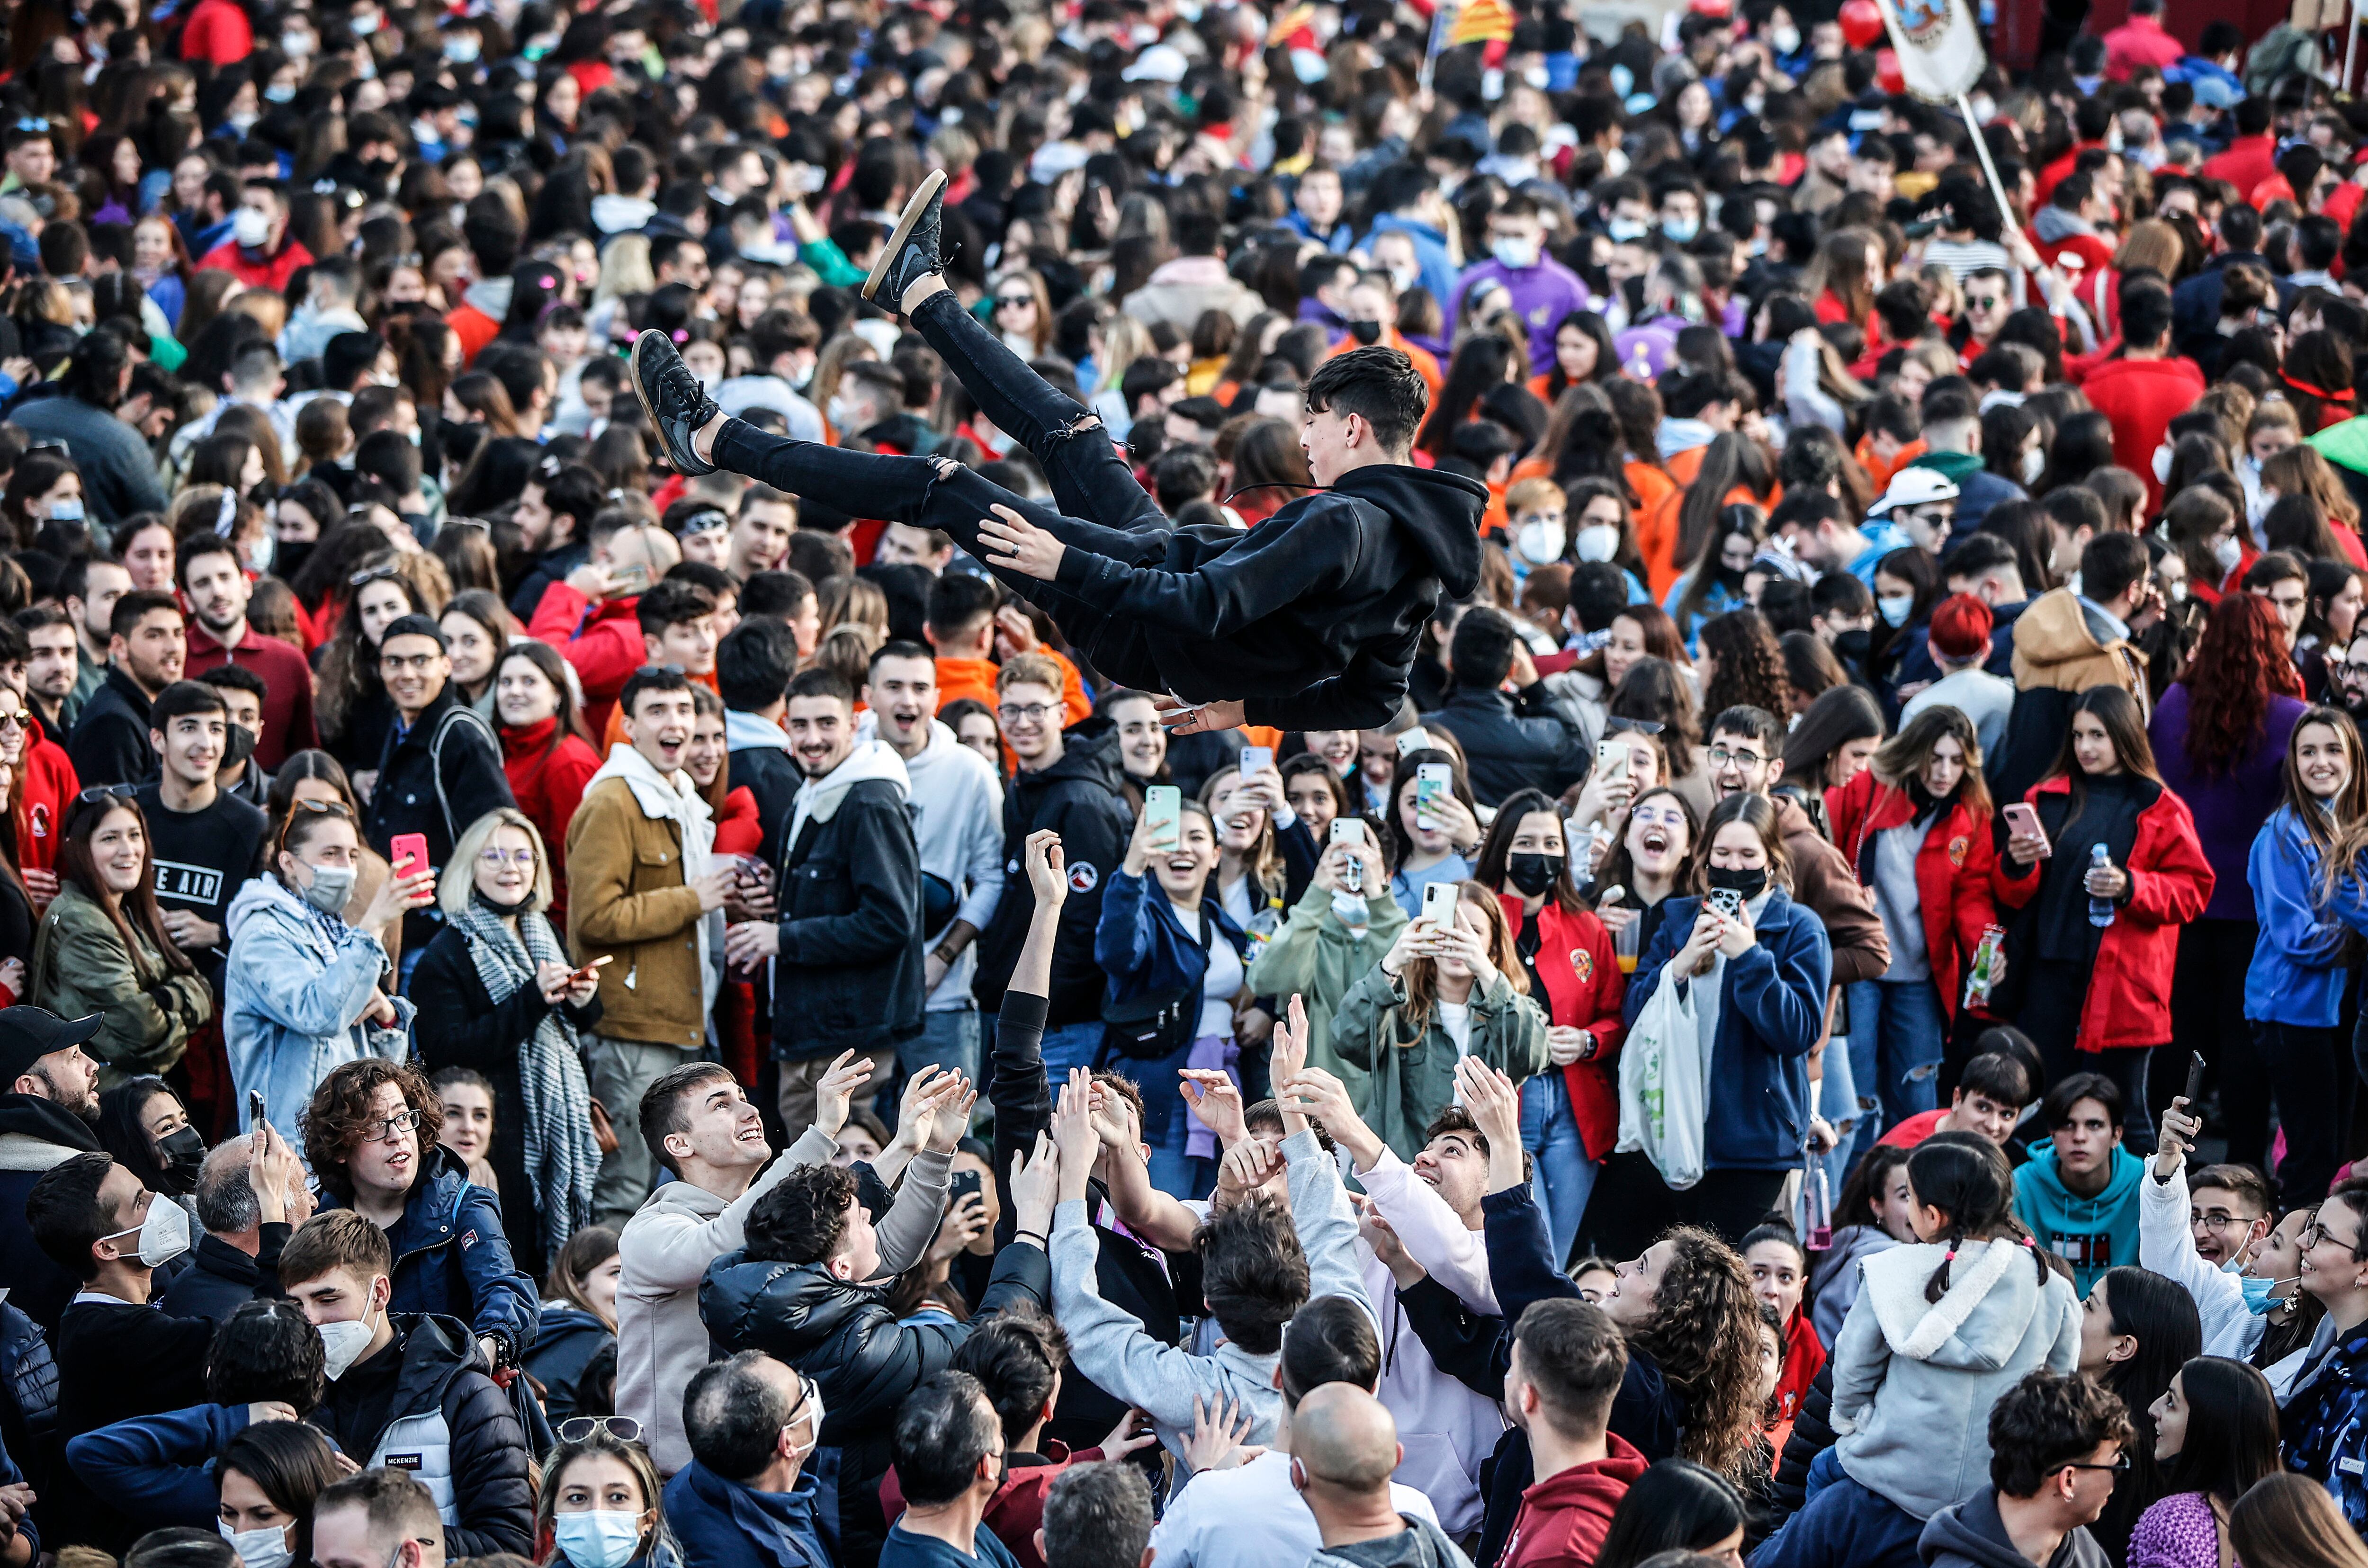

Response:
(829, 394), (861, 428)
(1507, 852), (1563, 897)
(1330, 889), (1370, 929)
(2151, 442), (2173, 483)
(1878, 594), (1913, 627)
(220, 1523), (292, 1568)
(50, 498), (83, 523)
(2240, 1272), (2297, 1313)
(157, 1125), (206, 1193)
(1606, 217), (1648, 242)
(1515, 520), (1566, 565)
(1662, 216), (1699, 244)
(1713, 564), (1748, 591)
(1771, 24), (1801, 52)
(2020, 447), (2045, 484)
(446, 35), (481, 63)
(1833, 627), (1872, 664)
(233, 207), (271, 249)
(224, 724), (257, 771)
(1387, 263), (1418, 295)
(1347, 318), (1383, 346)
(245, 533), (275, 573)
(264, 84), (296, 104)
(281, 31), (315, 57)
(228, 112), (260, 134)
(1492, 237), (1540, 270)
(298, 861), (356, 915)
(1704, 864), (1769, 901)
(318, 1316), (376, 1380)
(471, 883), (530, 914)
(100, 1194), (190, 1268)
(554, 1512), (645, 1568)
(1574, 522), (1620, 563)
(2166, 579), (2189, 605)
(2213, 534), (2244, 573)
(353, 10), (381, 33)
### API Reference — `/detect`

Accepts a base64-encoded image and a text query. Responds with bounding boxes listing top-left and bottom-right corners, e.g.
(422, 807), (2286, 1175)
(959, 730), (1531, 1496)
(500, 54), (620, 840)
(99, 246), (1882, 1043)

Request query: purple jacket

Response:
(1449, 257), (1595, 370)
(2147, 681), (2306, 923)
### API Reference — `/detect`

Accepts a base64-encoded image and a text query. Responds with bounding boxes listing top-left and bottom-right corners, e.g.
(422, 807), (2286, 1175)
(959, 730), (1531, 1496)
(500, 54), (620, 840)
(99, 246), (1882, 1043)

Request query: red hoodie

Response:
(17, 715), (76, 881)
(499, 717), (603, 923)
(527, 584), (648, 737)
(1498, 1434), (1650, 1568)
(2081, 353), (2206, 515)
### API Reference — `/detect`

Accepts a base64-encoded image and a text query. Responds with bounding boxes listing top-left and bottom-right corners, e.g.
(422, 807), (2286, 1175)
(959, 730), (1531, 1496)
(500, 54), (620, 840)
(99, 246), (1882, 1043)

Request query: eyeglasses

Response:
(2191, 1209), (2255, 1232)
(2303, 1216), (2362, 1253)
(479, 847), (536, 866)
(2050, 1452), (2132, 1477)
(2341, 663), (2368, 683)
(1707, 745), (1766, 769)
(557, 1415), (646, 1444)
(635, 663), (689, 677)
(0, 712), (28, 733)
(1605, 716), (1664, 736)
(994, 295), (1034, 309)
(998, 702), (1057, 723)
(76, 784), (137, 805)
(361, 1107), (425, 1143)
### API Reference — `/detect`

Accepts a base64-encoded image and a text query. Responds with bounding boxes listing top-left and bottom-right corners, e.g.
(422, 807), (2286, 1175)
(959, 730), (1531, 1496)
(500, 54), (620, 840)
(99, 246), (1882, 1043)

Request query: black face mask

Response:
(1347, 318), (1384, 345)
(1507, 852), (1563, 897)
(224, 724), (258, 771)
(1714, 564), (1749, 591)
(1704, 864), (1769, 901)
(274, 540), (314, 582)
(471, 883), (530, 915)
(156, 1124), (206, 1194)
(1832, 627), (1873, 665)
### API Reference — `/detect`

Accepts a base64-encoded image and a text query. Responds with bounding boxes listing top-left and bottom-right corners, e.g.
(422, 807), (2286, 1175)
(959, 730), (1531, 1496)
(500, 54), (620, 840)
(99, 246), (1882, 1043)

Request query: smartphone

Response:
(1596, 739), (1630, 783)
(609, 562), (652, 596)
(2183, 1050), (2207, 1108)
(1239, 745), (1273, 778)
(1420, 879), (1459, 933)
(567, 954), (614, 986)
(1144, 785), (1181, 851)
(1328, 818), (1367, 846)
(2001, 803), (2051, 856)
(1394, 727), (1433, 758)
(1709, 887), (1744, 919)
(248, 1089), (267, 1132)
(389, 833), (431, 878)
(950, 1168), (984, 1204)
(1414, 762), (1450, 831)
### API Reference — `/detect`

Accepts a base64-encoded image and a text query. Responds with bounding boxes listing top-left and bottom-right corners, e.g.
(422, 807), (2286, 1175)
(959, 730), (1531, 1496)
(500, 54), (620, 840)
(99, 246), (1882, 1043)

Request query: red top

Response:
(2081, 353), (2207, 516)
(1496, 893), (1627, 1160)
(1498, 1433), (1651, 1568)
(1774, 1306), (1828, 1423)
(449, 302), (502, 368)
(527, 584), (648, 738)
(710, 784), (762, 856)
(2202, 135), (2279, 200)
(1878, 1107), (1950, 1149)
(17, 717), (76, 877)
(195, 237), (315, 295)
(185, 621), (321, 772)
(2102, 15), (2184, 80)
(180, 0), (253, 63)
(1824, 768), (2002, 1024)
(499, 717), (603, 922)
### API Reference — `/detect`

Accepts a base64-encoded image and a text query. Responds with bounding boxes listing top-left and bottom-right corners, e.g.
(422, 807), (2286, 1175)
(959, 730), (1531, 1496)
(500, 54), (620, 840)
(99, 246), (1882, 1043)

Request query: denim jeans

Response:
(1520, 1072), (1597, 1268)
(1039, 1021), (1106, 1079)
(905, 1008), (982, 1085)
(1865, 977), (1949, 1125)
(1806, 1039), (1858, 1239)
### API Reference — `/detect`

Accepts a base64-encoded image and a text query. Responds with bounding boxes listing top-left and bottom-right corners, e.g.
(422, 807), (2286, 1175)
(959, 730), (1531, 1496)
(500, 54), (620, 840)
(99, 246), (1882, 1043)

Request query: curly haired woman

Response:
(1698, 608), (1794, 725)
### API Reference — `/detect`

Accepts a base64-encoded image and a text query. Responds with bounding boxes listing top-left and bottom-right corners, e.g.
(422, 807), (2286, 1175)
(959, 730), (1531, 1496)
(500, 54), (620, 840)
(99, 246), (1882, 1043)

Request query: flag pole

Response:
(1956, 92), (2026, 248)
(1421, 0), (1450, 89)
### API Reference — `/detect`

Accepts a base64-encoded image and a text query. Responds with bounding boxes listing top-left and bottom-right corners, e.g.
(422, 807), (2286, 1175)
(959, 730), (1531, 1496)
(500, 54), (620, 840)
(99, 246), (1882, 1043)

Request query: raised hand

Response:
(929, 1192), (990, 1262)
(1455, 1057), (1523, 1152)
(1271, 993), (1310, 1087)
(2155, 1097), (2201, 1182)
(1179, 1069), (1247, 1145)
(1025, 829), (1068, 907)
(1052, 1069), (1100, 1202)
(978, 503), (1067, 581)
(812, 1050), (876, 1140)
(1213, 1136), (1283, 1208)
(1009, 1131), (1060, 1234)
(1283, 1065), (1381, 1168)
(925, 1074), (978, 1154)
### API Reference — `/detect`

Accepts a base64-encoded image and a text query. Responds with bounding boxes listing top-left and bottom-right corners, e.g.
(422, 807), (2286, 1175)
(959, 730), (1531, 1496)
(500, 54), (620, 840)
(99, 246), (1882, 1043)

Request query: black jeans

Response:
(1580, 1152), (1789, 1260)
(2020, 959), (2156, 1155)
(2257, 1019), (2355, 1205)
(2170, 916), (2270, 1169)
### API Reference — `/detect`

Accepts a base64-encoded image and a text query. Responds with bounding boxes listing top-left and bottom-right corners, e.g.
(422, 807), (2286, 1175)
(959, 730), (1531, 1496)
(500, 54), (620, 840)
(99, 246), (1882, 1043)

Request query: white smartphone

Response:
(1239, 745), (1273, 778)
(1144, 785), (1181, 851)
(1414, 762), (1451, 831)
(1596, 739), (1630, 782)
(1330, 817), (1366, 891)
(1420, 879), (1460, 933)
(2002, 802), (2051, 857)
(1395, 727), (1433, 758)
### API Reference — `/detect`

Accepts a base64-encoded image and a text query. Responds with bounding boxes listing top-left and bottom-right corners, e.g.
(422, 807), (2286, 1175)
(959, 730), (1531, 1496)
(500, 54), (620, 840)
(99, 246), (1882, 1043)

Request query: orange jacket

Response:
(1637, 448), (1702, 599)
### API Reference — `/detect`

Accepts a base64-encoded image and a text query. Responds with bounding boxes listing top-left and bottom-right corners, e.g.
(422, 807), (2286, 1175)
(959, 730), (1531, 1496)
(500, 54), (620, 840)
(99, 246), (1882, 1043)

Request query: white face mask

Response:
(100, 1194), (190, 1268)
(2213, 534), (2244, 573)
(1606, 216), (1649, 242)
(1662, 216), (1699, 243)
(2020, 446), (2045, 485)
(220, 1522), (292, 1568)
(233, 207), (272, 249)
(1491, 237), (1540, 270)
(1771, 24), (1801, 52)
(318, 1315), (377, 1380)
(2151, 442), (2173, 483)
(1574, 522), (1621, 563)
(552, 1513), (644, 1568)
(1877, 594), (1913, 627)
(1516, 520), (1565, 565)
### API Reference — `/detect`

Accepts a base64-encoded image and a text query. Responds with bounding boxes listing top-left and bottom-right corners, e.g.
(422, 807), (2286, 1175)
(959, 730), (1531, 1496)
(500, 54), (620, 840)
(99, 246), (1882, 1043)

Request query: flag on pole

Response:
(1448, 0), (1516, 45)
(1874, 0), (1985, 102)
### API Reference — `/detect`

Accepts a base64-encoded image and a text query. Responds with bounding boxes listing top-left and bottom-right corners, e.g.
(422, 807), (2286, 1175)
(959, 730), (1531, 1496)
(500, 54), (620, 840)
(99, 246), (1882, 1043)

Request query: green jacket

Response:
(30, 882), (213, 1086)
(1245, 880), (1408, 1105)
(1330, 960), (1548, 1163)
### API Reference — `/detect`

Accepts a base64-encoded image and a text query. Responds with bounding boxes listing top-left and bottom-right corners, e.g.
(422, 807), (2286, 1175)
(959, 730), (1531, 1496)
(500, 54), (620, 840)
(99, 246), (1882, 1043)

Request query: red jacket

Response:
(179, 0), (252, 63)
(1497, 893), (1626, 1159)
(1993, 773), (2215, 1051)
(185, 621), (320, 771)
(1497, 1433), (1650, 1568)
(2081, 354), (2207, 515)
(710, 784), (762, 856)
(1775, 1306), (1827, 1424)
(2036, 140), (2104, 205)
(1824, 769), (2002, 1024)
(195, 237), (314, 295)
(17, 717), (76, 878)
(880, 1442), (1106, 1568)
(526, 584), (647, 737)
(2102, 15), (2184, 79)
(2202, 135), (2278, 198)
(499, 717), (602, 921)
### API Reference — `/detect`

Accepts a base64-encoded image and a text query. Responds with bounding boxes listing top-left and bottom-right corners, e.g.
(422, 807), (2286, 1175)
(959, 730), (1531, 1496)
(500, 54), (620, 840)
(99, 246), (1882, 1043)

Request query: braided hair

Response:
(1907, 1133), (2065, 1301)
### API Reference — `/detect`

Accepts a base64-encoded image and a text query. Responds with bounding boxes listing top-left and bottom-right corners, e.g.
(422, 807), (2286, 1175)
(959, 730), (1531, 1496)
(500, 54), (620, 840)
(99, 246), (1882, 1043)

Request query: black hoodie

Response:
(970, 722), (1135, 1025)
(1044, 463), (1486, 728)
(0, 1094), (100, 1330)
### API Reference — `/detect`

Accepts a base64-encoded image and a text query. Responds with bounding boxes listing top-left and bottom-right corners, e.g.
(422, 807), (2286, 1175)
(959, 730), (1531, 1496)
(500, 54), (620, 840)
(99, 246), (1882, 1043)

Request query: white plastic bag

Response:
(1615, 966), (1708, 1190)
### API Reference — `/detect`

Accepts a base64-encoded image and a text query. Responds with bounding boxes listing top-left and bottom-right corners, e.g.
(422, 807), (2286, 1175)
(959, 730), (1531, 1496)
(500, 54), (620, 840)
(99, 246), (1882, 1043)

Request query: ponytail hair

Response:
(1908, 1133), (2063, 1301)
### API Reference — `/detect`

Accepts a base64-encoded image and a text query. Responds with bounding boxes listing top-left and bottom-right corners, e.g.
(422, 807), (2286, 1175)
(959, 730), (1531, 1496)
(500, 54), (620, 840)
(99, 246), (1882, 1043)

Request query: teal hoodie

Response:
(2012, 1144), (2144, 1297)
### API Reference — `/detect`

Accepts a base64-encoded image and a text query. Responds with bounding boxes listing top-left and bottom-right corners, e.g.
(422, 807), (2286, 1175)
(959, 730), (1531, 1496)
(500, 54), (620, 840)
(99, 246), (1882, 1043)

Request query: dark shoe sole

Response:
(630, 330), (716, 475)
(863, 167), (948, 304)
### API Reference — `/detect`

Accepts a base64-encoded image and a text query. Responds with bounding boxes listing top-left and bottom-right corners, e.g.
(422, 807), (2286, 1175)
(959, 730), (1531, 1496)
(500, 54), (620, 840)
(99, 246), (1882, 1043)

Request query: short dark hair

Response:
(2042, 1071), (2123, 1131)
(927, 571), (999, 638)
(278, 1210), (393, 1289)
(311, 1469), (442, 1556)
(619, 663), (693, 718)
(716, 618), (800, 713)
(1042, 1463), (1153, 1568)
(539, 464), (607, 532)
(892, 1371), (1001, 1507)
(176, 532), (243, 588)
(634, 578), (716, 637)
(684, 1351), (798, 1483)
(786, 667), (855, 708)
(1989, 1371), (2134, 1497)
(206, 1299), (326, 1412)
(1197, 1194), (1310, 1355)
(2120, 282), (2174, 352)
(377, 613), (446, 654)
(2244, 548), (2308, 592)
(1278, 1293), (1381, 1405)
(951, 1301), (1067, 1445)
(1304, 348), (1428, 454)
(2079, 531), (2150, 606)
(126, 1527), (238, 1568)
(637, 1061), (736, 1176)
(1708, 704), (1783, 750)
(742, 569), (816, 620)
(149, 679), (227, 732)
(2188, 1163), (2273, 1219)
(744, 1163), (860, 1265)
(197, 663), (268, 703)
(1512, 1298), (1628, 1440)
(27, 1150), (117, 1280)
(1956, 1050), (2032, 1108)
(110, 588), (182, 641)
(1448, 606), (1520, 691)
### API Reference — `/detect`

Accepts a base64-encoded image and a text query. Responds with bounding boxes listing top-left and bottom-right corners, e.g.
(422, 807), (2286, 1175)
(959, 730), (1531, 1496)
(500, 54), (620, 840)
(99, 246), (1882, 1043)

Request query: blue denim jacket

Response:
(1093, 870), (1250, 1009)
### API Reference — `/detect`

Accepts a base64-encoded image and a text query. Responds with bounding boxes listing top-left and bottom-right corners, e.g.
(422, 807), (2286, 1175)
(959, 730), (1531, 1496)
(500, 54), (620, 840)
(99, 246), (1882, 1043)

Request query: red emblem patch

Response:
(1947, 834), (1969, 867)
(1570, 948), (1592, 984)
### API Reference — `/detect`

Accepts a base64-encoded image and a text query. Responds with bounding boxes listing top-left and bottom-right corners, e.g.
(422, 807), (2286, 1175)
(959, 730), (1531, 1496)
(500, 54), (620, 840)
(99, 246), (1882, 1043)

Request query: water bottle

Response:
(2087, 844), (2116, 929)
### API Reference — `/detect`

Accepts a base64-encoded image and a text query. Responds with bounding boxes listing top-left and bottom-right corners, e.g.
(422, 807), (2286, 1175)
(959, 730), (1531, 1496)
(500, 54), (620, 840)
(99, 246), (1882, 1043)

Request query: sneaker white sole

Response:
(630, 331), (713, 475)
(862, 167), (948, 303)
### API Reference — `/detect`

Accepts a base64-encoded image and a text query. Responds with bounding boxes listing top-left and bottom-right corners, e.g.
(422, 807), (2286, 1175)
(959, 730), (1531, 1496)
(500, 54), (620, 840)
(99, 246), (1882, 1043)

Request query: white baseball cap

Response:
(1866, 466), (1961, 515)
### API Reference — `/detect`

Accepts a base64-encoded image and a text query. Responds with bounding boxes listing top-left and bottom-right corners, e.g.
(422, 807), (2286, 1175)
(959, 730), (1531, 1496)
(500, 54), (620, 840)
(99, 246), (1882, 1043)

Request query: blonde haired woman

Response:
(411, 806), (602, 1278)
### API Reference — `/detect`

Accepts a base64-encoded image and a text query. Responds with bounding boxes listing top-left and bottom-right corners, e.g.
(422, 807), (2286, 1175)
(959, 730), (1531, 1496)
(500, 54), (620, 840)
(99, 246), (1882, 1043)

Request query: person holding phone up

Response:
(1384, 747), (1484, 919)
(1246, 815), (1408, 1111)
(1995, 687), (2214, 1153)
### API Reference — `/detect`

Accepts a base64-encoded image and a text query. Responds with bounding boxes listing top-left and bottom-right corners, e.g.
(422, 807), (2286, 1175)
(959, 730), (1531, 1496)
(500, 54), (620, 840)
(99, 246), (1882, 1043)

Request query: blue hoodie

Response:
(2013, 1144), (2145, 1296)
(663, 1460), (837, 1568)
(2246, 803), (2355, 1027)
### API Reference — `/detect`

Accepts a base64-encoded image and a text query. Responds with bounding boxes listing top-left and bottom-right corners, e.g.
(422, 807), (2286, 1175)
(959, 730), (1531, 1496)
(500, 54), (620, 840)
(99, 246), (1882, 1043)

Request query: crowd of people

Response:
(13, 0), (2368, 1568)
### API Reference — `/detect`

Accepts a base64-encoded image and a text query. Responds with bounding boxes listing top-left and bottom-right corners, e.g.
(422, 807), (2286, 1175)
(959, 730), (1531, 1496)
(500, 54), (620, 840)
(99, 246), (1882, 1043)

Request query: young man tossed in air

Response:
(629, 171), (1484, 731)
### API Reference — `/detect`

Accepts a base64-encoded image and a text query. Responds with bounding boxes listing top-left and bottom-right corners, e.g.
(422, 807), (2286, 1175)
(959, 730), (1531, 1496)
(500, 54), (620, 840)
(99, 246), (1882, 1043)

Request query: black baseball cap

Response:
(0, 1005), (102, 1084)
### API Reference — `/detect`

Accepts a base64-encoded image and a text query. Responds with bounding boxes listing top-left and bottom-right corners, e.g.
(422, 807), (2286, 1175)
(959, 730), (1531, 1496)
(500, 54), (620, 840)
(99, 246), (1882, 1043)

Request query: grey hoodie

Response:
(1918, 1487), (2109, 1568)
(1310, 1514), (1474, 1568)
(1831, 1236), (2081, 1520)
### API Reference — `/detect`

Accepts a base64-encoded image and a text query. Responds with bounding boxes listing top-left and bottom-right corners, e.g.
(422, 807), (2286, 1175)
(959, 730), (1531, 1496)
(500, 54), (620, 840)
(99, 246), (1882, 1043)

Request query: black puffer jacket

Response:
(700, 1240), (1049, 1567)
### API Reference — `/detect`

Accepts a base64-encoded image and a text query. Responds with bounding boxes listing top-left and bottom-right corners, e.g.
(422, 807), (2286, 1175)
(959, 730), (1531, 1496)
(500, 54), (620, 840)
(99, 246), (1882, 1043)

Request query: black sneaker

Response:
(631, 329), (722, 476)
(863, 167), (949, 305)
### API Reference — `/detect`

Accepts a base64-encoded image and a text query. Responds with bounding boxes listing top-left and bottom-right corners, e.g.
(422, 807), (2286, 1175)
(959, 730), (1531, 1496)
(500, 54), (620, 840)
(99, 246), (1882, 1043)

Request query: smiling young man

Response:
(68, 587), (185, 788)
(568, 667), (736, 1224)
(1876, 1050), (2030, 1151)
(178, 535), (318, 771)
(723, 667), (924, 1136)
(2015, 1074), (2145, 1296)
(631, 173), (1482, 733)
(134, 680), (268, 976)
